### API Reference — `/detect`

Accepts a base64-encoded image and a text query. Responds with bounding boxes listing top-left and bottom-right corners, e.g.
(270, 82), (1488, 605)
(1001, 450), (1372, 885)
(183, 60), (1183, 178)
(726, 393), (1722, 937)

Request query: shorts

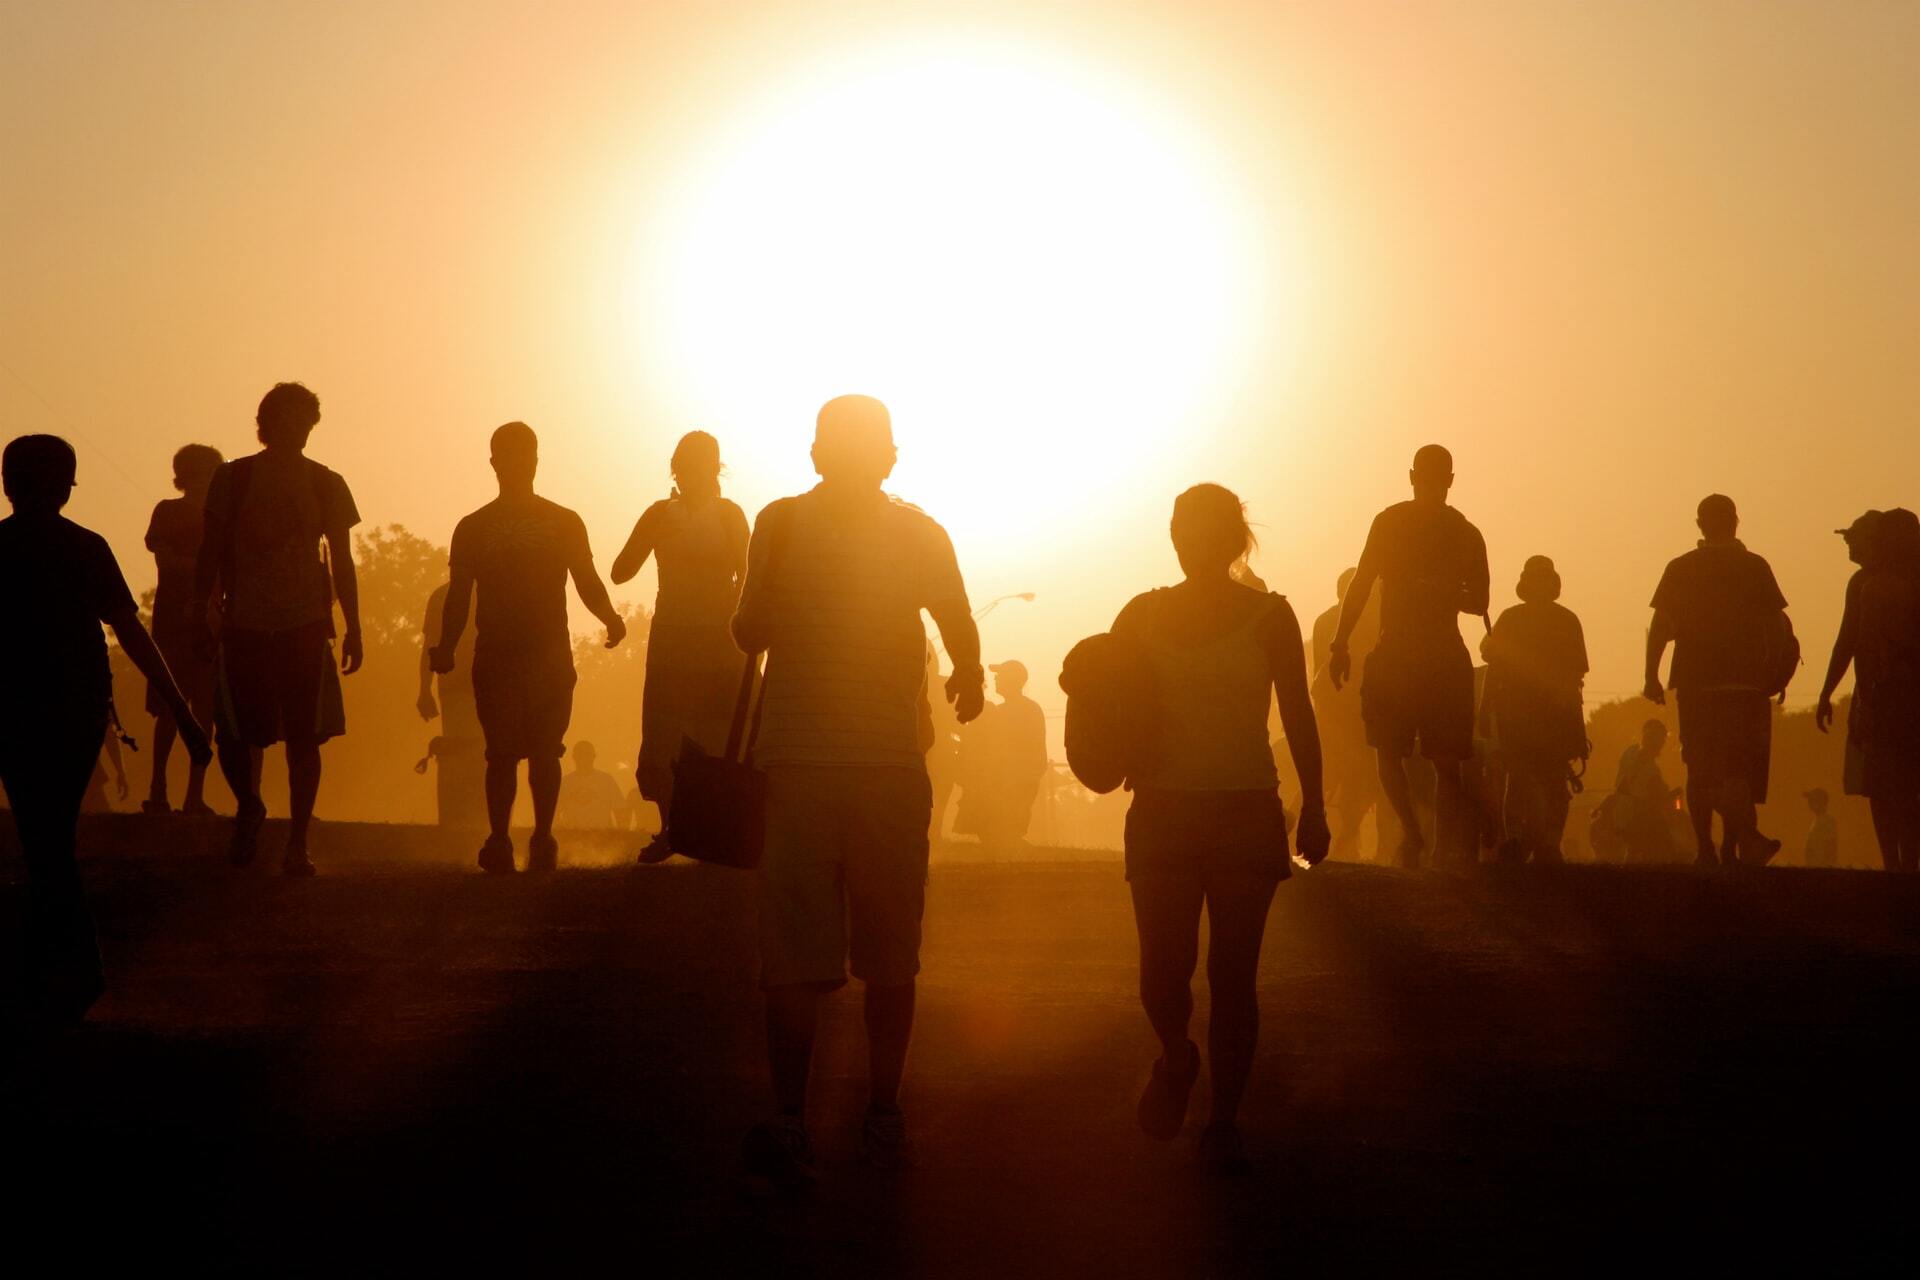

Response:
(1676, 687), (1772, 802)
(217, 621), (340, 748)
(1361, 636), (1474, 761)
(757, 765), (933, 990)
(1124, 788), (1291, 886)
(472, 650), (576, 763)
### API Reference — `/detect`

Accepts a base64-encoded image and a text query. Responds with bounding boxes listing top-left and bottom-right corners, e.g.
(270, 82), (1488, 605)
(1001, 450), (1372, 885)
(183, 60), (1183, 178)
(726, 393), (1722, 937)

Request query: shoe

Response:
(281, 850), (316, 878)
(1692, 846), (1718, 869)
(1395, 834), (1425, 870)
(229, 801), (267, 868)
(526, 834), (558, 874)
(180, 799), (217, 818)
(1195, 1121), (1251, 1176)
(1744, 834), (1782, 868)
(862, 1106), (918, 1171)
(1137, 1039), (1200, 1140)
(478, 836), (515, 875)
(742, 1116), (817, 1192)
(635, 835), (674, 866)
(141, 798), (173, 816)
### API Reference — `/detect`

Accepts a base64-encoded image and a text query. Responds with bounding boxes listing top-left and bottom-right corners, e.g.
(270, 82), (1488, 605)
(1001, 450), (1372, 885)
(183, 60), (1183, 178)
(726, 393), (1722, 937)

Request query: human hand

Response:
(340, 627), (364, 675)
(1296, 804), (1332, 866)
(948, 667), (986, 724)
(1815, 697), (1834, 733)
(1642, 678), (1665, 707)
(416, 688), (440, 721)
(1328, 644), (1351, 691)
(114, 770), (130, 801)
(429, 644), (456, 676)
(605, 615), (628, 649)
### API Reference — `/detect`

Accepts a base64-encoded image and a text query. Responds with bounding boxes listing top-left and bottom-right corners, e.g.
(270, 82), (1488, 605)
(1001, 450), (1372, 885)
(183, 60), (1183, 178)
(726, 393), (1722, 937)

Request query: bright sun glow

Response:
(640, 40), (1267, 552)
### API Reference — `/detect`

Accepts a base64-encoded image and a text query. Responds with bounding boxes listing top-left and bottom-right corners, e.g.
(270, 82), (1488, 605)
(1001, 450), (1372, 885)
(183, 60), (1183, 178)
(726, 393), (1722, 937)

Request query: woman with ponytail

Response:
(612, 431), (749, 862)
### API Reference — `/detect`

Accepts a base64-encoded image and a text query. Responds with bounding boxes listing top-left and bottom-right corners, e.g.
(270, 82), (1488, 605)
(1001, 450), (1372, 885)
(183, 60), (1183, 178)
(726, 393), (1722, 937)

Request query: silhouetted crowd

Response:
(5, 384), (1918, 1180)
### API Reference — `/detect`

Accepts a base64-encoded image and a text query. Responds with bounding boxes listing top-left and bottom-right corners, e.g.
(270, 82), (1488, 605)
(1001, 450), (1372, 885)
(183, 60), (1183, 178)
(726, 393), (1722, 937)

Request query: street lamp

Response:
(973, 591), (1036, 621)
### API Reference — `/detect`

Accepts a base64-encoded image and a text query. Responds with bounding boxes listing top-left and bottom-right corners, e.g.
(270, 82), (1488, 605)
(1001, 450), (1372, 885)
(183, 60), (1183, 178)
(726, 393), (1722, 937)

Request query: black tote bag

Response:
(665, 652), (769, 869)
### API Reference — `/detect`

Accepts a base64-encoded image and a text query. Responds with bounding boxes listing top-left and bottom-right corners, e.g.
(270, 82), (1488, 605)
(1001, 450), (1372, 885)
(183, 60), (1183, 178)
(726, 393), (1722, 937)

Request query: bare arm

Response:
(731, 505), (781, 655)
(1642, 608), (1674, 705)
(1268, 602), (1329, 863)
(928, 603), (985, 725)
(569, 523), (627, 647)
(610, 507), (658, 586)
(325, 524), (363, 674)
(107, 606), (210, 763)
(1817, 583), (1859, 732)
(1326, 546), (1379, 691)
(432, 568), (475, 672)
(416, 629), (438, 720)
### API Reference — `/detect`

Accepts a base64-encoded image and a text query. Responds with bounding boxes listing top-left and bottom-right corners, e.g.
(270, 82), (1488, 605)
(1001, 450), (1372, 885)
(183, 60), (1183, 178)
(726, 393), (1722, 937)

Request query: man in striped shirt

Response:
(732, 394), (984, 1187)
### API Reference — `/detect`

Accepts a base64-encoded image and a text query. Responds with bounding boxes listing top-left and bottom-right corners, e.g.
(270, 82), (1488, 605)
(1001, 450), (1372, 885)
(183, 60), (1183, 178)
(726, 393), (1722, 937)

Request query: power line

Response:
(0, 353), (149, 499)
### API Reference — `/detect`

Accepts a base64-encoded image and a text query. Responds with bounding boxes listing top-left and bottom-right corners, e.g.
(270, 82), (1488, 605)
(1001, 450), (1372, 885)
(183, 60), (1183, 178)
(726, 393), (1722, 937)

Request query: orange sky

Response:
(5, 1), (1918, 738)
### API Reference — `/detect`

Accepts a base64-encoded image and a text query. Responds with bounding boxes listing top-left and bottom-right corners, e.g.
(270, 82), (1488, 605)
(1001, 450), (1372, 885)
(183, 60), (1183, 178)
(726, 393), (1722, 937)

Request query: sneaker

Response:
(281, 850), (316, 878)
(141, 798), (173, 816)
(862, 1107), (918, 1171)
(1195, 1121), (1251, 1176)
(742, 1116), (817, 1192)
(1137, 1039), (1200, 1140)
(180, 799), (217, 818)
(477, 836), (515, 875)
(229, 801), (267, 868)
(526, 834), (558, 875)
(635, 835), (674, 866)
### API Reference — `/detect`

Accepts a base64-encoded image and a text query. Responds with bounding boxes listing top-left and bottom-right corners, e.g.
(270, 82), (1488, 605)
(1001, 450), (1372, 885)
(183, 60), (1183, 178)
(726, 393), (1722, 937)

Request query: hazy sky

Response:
(5, 0), (1917, 735)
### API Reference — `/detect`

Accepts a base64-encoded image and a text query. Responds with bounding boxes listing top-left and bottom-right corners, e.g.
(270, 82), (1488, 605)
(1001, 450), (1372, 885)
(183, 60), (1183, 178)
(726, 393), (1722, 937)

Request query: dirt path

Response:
(5, 842), (1917, 1273)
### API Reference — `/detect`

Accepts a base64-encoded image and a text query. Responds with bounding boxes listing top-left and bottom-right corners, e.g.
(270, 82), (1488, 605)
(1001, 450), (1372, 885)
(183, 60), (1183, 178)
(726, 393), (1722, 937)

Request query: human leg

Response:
(1202, 874), (1280, 1128)
(1376, 749), (1423, 864)
(1432, 756), (1468, 866)
(5, 720), (110, 1023)
(864, 981), (916, 1112)
(146, 712), (177, 809)
(1685, 776), (1716, 863)
(284, 738), (320, 869)
(1130, 873), (1204, 1057)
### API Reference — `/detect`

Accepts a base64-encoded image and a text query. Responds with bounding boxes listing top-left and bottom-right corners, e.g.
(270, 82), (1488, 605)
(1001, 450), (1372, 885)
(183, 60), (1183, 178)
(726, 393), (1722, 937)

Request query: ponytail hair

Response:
(670, 431), (722, 499)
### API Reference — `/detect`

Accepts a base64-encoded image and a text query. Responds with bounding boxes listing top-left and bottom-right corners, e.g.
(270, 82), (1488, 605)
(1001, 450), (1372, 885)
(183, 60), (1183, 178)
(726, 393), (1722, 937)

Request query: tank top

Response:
(652, 496), (743, 629)
(1132, 588), (1283, 792)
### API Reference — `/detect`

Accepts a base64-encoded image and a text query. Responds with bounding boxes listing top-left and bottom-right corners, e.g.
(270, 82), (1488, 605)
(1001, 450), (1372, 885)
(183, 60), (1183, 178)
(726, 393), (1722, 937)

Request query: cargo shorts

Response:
(756, 765), (933, 990)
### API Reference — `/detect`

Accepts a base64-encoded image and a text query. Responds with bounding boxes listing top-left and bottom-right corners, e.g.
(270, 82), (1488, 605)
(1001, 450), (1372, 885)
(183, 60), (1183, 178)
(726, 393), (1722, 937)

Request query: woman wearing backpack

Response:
(1110, 484), (1329, 1173)
(612, 431), (749, 863)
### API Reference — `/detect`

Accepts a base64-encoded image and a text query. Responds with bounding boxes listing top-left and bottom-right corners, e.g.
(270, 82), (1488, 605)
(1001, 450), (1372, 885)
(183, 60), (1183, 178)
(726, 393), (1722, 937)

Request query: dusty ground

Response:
(4, 817), (1918, 1274)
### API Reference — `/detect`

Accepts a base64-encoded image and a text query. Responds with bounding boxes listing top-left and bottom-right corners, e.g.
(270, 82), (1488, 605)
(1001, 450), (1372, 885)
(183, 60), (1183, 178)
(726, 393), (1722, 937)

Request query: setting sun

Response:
(637, 39), (1270, 550)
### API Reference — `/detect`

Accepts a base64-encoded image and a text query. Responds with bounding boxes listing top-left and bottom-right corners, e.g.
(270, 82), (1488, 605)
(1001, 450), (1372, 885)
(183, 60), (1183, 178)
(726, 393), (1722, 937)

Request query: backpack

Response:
(1057, 629), (1153, 794)
(1763, 611), (1801, 700)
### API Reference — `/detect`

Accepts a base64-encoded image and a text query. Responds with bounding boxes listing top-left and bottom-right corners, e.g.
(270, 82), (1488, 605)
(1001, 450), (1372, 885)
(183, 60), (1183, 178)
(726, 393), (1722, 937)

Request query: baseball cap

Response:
(1836, 510), (1883, 539)
(989, 660), (1029, 684)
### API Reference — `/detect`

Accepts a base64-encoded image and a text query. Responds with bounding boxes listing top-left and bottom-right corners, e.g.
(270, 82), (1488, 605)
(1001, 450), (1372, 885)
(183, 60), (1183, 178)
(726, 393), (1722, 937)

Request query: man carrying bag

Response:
(729, 395), (984, 1189)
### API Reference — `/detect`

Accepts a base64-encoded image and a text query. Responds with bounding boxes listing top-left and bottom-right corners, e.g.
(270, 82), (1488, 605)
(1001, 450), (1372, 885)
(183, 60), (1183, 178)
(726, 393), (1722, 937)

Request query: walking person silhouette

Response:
(1113, 484), (1329, 1172)
(1643, 494), (1793, 868)
(610, 431), (747, 863)
(1816, 508), (1920, 871)
(1327, 445), (1489, 867)
(1, 435), (210, 1027)
(1478, 556), (1588, 863)
(142, 443), (223, 816)
(432, 423), (627, 874)
(193, 383), (363, 876)
(731, 395), (984, 1188)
